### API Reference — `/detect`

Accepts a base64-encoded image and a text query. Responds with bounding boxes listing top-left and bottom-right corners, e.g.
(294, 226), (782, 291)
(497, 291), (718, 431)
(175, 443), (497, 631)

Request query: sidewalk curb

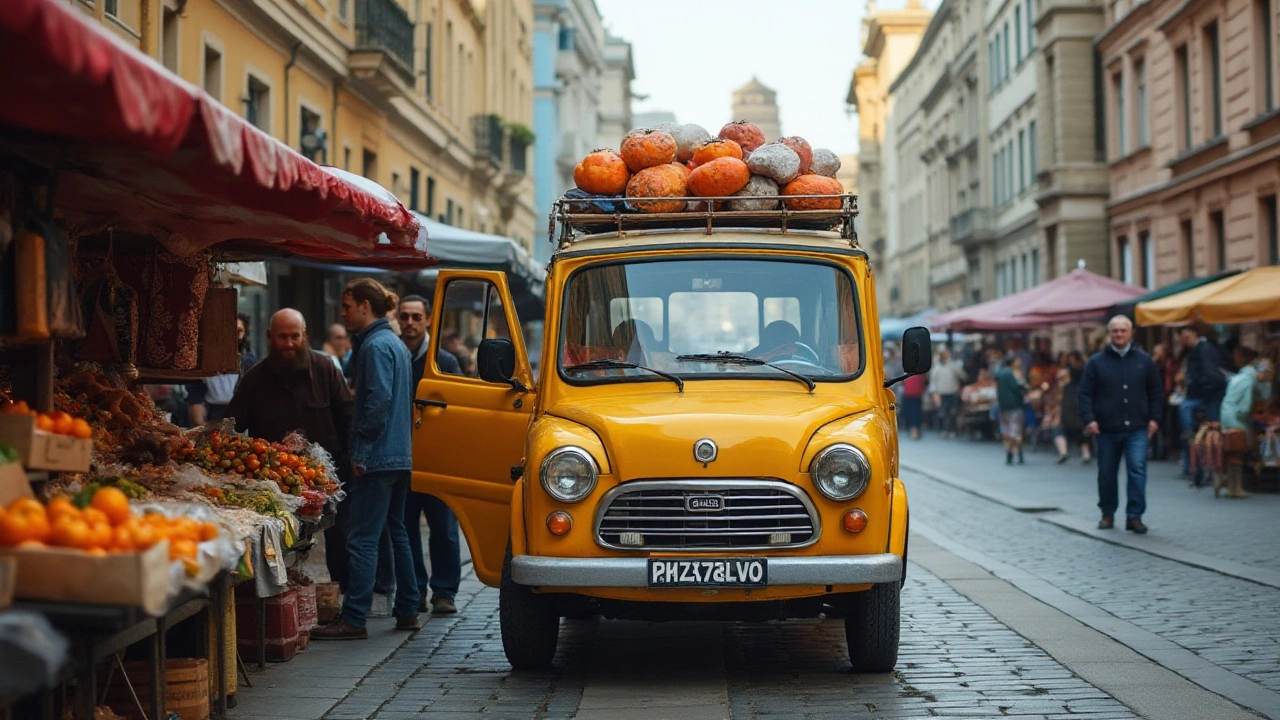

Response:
(901, 459), (1280, 591)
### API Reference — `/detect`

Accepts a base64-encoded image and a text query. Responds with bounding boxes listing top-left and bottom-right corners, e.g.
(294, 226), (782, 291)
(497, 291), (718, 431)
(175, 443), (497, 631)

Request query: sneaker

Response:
(431, 595), (458, 615)
(394, 614), (422, 631)
(311, 620), (368, 641)
(368, 593), (392, 618)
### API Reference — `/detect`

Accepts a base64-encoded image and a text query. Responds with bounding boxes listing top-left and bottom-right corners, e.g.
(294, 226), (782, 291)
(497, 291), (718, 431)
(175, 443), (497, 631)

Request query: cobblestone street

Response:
(229, 435), (1280, 719)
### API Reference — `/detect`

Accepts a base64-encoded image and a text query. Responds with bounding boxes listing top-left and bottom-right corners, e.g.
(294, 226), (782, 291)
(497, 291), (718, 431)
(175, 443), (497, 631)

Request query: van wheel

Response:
(500, 548), (560, 671)
(845, 582), (900, 673)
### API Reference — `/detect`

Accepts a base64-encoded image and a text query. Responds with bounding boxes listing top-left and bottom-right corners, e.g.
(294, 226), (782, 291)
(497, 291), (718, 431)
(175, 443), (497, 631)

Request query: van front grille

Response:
(595, 480), (819, 551)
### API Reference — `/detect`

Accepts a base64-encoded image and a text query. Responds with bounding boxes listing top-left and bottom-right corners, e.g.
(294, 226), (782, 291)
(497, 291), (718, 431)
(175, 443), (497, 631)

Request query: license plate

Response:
(647, 558), (767, 587)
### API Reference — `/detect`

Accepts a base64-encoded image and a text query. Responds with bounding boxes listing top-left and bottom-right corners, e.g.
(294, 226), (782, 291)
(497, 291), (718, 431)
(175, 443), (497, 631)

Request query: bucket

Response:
(105, 658), (210, 720)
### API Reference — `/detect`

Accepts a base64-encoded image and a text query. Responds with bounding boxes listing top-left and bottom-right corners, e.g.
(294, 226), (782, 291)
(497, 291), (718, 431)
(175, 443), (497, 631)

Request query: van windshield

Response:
(559, 258), (863, 383)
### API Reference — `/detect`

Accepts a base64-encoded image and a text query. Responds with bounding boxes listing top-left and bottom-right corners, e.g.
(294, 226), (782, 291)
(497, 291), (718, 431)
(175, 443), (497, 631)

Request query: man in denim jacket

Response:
(313, 279), (422, 639)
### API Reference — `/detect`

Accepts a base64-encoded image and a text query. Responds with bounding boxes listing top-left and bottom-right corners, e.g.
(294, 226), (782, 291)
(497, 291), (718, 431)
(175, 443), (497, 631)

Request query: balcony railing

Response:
(949, 208), (993, 246)
(508, 136), (528, 174)
(472, 114), (505, 164)
(355, 0), (415, 76)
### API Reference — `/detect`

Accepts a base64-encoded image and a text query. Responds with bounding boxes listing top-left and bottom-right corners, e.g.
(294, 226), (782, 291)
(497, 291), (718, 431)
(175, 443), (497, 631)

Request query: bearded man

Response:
(224, 308), (356, 588)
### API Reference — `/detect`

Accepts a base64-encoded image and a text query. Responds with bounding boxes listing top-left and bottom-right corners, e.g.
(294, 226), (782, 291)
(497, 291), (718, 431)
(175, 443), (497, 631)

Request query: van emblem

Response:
(686, 494), (724, 512)
(693, 439), (718, 464)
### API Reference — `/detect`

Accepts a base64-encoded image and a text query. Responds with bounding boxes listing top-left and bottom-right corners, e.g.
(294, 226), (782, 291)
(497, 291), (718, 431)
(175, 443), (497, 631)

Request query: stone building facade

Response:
(848, 2), (932, 313)
(597, 33), (635, 149)
(731, 77), (783, 142)
(1098, 0), (1280, 288)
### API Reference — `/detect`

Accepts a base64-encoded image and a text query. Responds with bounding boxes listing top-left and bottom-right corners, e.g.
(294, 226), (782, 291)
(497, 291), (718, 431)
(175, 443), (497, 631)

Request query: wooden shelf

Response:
(133, 368), (230, 384)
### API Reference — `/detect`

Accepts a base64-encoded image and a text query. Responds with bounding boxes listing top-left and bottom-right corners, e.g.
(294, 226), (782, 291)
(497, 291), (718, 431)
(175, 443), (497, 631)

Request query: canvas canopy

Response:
(1135, 266), (1280, 325)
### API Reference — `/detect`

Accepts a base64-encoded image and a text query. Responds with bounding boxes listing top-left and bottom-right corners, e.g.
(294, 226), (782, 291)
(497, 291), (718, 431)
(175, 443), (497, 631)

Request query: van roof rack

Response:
(549, 193), (859, 250)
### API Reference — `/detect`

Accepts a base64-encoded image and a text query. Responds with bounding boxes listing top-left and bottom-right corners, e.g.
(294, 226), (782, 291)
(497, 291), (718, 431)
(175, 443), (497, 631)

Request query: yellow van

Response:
(411, 194), (931, 672)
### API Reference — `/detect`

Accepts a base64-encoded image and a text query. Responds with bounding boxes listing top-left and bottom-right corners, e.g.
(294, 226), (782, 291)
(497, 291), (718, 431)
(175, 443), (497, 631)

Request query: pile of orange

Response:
(0, 487), (219, 577)
(0, 400), (93, 439)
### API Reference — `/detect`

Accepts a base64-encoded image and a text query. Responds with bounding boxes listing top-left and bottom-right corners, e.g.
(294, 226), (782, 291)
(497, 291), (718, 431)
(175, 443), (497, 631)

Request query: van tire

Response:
(845, 582), (899, 673)
(500, 548), (560, 671)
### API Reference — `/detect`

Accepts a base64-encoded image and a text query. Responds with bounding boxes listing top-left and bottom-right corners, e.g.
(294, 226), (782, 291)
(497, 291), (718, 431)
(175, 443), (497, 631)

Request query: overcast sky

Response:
(595, 0), (872, 156)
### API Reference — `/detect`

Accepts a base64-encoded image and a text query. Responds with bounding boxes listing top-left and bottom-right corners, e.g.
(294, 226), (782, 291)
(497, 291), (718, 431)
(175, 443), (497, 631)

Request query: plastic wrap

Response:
(0, 610), (69, 694)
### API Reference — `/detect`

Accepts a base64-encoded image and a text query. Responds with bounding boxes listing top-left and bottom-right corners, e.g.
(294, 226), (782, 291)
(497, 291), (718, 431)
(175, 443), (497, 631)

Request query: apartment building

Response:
(848, 1), (932, 313)
(597, 33), (635, 149)
(1099, 0), (1280, 288)
(533, 0), (606, 263)
(732, 78), (783, 142)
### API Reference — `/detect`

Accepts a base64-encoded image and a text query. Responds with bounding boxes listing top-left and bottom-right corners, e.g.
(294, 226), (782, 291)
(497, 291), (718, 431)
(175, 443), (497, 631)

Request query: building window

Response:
(1032, 248), (1040, 285)
(1176, 45), (1192, 149)
(445, 198), (455, 225)
(1029, 121), (1037, 176)
(338, 0), (349, 21)
(993, 153), (1001, 204)
(1259, 0), (1275, 112)
(1140, 232), (1154, 288)
(558, 27), (576, 51)
(1016, 6), (1024, 62)
(424, 22), (433, 101)
(1004, 22), (1011, 79)
(409, 167), (420, 212)
(1113, 71), (1127, 156)
(343, 146), (351, 171)
(161, 8), (179, 73)
(245, 75), (271, 132)
(1021, 254), (1029, 289)
(1264, 195), (1279, 265)
(990, 41), (998, 87)
(362, 149), (378, 181)
(1007, 141), (1015, 199)
(202, 44), (223, 101)
(1119, 237), (1133, 284)
(1211, 209), (1226, 271)
(1018, 129), (1026, 191)
(1206, 22), (1223, 137)
(1182, 219), (1196, 276)
(426, 176), (436, 217)
(1135, 60), (1148, 147)
(105, 0), (119, 16)
(1027, 0), (1036, 49)
(299, 107), (324, 162)
(391, 172), (401, 201)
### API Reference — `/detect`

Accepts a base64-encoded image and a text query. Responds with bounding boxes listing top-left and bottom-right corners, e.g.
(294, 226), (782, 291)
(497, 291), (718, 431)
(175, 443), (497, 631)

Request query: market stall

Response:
(0, 1), (428, 718)
(1134, 266), (1280, 325)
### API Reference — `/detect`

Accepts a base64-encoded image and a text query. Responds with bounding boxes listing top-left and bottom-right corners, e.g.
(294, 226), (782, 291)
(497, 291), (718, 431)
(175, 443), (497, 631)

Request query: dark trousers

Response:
(938, 393), (960, 433)
(404, 491), (462, 600)
(339, 470), (420, 627)
(324, 497), (396, 595)
(1096, 430), (1149, 520)
(901, 396), (923, 430)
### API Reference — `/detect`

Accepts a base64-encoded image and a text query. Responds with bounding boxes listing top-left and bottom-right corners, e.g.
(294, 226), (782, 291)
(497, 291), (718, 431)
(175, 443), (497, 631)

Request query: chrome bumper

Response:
(510, 554), (902, 588)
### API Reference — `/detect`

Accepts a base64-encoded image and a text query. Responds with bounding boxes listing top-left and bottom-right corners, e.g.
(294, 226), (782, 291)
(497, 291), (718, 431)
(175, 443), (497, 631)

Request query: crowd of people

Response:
(894, 318), (1278, 532)
(145, 278), (475, 639)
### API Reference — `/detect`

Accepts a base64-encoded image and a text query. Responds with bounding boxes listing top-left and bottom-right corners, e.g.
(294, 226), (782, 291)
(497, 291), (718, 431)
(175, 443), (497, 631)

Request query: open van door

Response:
(411, 270), (536, 587)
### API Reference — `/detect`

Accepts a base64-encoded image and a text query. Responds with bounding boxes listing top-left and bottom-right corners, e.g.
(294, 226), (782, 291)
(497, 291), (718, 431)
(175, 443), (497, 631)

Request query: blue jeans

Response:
(1095, 430), (1149, 520)
(340, 470), (420, 627)
(325, 501), (395, 596)
(405, 491), (462, 600)
(901, 396), (923, 430)
(938, 393), (960, 433)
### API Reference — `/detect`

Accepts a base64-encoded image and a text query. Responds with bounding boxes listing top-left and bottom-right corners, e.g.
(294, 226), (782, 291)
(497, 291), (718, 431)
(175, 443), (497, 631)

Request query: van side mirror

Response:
(901, 326), (933, 376)
(477, 338), (529, 392)
(885, 326), (933, 388)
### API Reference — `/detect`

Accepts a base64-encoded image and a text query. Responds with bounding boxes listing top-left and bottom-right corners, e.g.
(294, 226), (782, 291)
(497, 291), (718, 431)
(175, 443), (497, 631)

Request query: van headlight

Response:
(810, 444), (871, 500)
(540, 447), (598, 502)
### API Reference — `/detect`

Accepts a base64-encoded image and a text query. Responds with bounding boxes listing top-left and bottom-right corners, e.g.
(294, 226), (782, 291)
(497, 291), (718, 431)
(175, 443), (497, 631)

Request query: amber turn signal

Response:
(842, 509), (868, 533)
(547, 511), (573, 536)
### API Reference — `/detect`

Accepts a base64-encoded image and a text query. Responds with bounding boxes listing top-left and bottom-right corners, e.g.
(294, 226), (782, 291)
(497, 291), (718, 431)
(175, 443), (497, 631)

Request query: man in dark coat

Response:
(1079, 316), (1163, 534)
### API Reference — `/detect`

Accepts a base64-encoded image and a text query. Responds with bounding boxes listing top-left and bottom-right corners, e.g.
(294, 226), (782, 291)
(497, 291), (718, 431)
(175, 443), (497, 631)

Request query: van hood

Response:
(545, 389), (875, 479)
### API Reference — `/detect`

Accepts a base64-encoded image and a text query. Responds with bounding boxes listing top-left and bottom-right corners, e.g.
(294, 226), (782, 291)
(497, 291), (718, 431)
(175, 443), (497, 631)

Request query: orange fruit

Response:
(169, 538), (198, 561)
(51, 412), (74, 436)
(49, 517), (94, 550)
(129, 521), (159, 550)
(46, 496), (79, 522)
(170, 518), (200, 542)
(81, 507), (109, 527)
(35, 414), (54, 432)
(180, 557), (201, 577)
(111, 524), (137, 552)
(16, 539), (46, 549)
(91, 487), (131, 526)
(9, 497), (45, 516)
(1, 510), (50, 545)
(86, 547), (109, 557)
(71, 418), (93, 440)
(198, 522), (220, 542)
(88, 520), (113, 549)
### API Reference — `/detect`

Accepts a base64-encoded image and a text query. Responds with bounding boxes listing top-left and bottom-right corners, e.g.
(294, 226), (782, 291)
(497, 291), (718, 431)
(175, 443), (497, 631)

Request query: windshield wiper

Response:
(563, 359), (684, 392)
(674, 352), (816, 392)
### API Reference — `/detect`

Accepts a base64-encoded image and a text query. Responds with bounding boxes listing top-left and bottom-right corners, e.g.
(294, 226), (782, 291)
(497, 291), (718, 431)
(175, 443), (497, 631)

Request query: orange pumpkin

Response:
(781, 175), (844, 210)
(688, 157), (751, 198)
(626, 165), (688, 213)
(719, 121), (767, 153)
(777, 137), (814, 175)
(620, 130), (678, 172)
(573, 149), (631, 195)
(691, 138), (744, 166)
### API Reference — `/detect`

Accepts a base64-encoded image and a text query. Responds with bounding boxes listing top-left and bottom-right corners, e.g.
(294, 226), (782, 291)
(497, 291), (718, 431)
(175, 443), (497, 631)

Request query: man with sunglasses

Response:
(397, 295), (464, 615)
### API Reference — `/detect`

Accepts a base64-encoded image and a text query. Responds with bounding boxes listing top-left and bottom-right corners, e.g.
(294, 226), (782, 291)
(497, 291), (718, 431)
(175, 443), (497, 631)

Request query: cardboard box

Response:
(0, 414), (92, 472)
(0, 467), (170, 615)
(0, 557), (14, 609)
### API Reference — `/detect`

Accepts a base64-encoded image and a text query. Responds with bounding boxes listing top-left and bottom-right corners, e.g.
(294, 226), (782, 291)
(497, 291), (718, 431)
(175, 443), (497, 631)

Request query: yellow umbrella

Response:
(1136, 266), (1280, 325)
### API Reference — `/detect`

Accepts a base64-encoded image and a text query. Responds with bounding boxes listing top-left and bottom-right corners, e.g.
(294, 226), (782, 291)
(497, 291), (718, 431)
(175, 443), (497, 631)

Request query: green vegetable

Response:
(0, 444), (19, 464)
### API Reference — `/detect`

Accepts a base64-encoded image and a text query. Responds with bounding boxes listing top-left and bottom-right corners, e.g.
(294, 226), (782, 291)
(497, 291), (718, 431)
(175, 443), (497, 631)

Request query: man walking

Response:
(224, 309), (355, 594)
(313, 278), (421, 639)
(930, 347), (967, 438)
(995, 356), (1030, 465)
(1078, 315), (1163, 534)
(1177, 325), (1229, 477)
(397, 295), (463, 615)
